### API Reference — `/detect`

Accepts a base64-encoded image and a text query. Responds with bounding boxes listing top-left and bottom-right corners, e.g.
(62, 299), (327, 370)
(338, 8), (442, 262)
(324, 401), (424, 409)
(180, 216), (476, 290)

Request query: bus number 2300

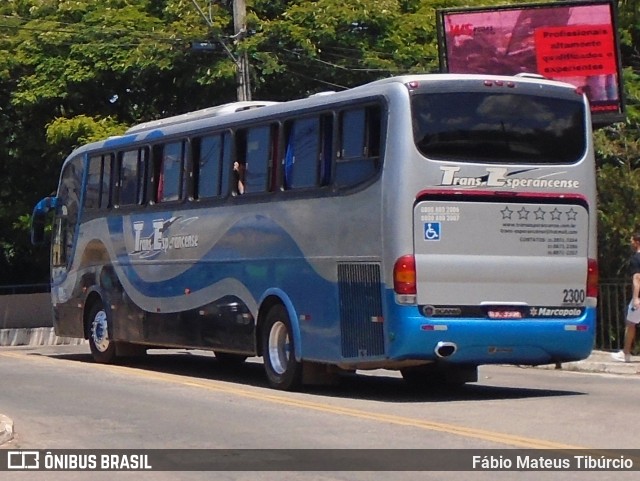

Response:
(563, 288), (585, 304)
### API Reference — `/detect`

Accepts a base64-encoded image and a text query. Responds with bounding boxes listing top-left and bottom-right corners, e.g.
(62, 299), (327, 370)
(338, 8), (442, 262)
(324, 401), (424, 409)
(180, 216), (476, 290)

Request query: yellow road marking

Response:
(0, 350), (585, 450)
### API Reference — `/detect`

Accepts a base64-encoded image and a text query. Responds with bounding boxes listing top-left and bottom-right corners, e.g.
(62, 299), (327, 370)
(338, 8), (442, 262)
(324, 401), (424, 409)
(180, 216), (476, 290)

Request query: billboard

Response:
(437, 1), (625, 125)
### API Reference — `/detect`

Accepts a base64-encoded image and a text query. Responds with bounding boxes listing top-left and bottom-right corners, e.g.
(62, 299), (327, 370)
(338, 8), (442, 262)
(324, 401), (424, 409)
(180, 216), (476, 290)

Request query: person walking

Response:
(612, 232), (640, 362)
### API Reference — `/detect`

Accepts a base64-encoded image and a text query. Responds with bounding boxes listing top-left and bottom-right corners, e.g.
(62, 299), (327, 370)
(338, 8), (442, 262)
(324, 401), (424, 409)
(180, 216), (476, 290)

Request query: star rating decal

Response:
(500, 206), (514, 220)
(550, 208), (562, 220)
(500, 206), (580, 222)
(566, 208), (578, 221)
(517, 207), (530, 220)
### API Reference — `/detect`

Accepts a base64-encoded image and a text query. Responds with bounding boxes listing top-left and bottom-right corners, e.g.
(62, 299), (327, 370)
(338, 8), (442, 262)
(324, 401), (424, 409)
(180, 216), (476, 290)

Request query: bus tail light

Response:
(587, 258), (598, 299)
(394, 255), (416, 296)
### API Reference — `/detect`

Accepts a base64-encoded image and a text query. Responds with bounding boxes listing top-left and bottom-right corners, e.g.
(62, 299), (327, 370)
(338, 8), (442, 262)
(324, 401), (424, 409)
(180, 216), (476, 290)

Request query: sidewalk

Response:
(0, 350), (637, 447)
(536, 349), (640, 375)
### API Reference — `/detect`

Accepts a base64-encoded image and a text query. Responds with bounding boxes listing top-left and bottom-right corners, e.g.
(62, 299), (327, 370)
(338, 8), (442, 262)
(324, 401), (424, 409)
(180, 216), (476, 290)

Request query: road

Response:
(0, 344), (639, 480)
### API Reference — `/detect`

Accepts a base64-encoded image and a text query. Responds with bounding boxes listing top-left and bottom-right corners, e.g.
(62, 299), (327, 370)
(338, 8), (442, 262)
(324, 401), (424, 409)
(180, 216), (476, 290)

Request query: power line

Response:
(274, 66), (350, 91)
(279, 48), (397, 74)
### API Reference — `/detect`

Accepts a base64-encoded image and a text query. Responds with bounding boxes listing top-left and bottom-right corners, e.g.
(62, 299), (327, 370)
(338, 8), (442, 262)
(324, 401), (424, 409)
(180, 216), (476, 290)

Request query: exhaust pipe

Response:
(435, 341), (457, 359)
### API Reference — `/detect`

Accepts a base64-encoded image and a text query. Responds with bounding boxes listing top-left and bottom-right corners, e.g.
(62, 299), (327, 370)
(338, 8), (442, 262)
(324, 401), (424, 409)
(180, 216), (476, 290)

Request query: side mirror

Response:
(30, 211), (46, 245)
(30, 196), (58, 245)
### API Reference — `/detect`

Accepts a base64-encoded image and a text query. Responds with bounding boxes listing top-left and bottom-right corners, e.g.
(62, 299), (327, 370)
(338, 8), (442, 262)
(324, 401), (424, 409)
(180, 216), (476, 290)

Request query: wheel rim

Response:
(91, 309), (110, 353)
(268, 320), (291, 375)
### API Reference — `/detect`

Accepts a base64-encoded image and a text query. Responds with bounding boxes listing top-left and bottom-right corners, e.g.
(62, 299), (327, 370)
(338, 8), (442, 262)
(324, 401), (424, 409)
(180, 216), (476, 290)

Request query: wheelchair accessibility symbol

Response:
(424, 222), (441, 241)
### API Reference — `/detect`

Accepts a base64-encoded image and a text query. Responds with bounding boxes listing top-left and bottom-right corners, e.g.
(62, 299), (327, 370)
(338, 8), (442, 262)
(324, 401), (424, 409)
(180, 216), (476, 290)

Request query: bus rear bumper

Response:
(386, 305), (596, 366)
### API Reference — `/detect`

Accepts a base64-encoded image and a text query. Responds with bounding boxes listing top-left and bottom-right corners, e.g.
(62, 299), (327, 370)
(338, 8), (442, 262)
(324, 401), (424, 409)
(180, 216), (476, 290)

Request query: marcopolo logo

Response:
(529, 307), (583, 317)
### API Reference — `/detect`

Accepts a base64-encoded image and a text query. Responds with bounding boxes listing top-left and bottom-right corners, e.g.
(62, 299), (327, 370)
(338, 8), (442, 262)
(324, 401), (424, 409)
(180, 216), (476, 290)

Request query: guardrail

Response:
(597, 279), (630, 352)
(0, 283), (49, 295)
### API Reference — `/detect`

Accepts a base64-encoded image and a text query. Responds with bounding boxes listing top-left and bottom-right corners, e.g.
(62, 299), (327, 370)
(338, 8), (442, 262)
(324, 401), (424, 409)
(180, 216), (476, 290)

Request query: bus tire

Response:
(88, 302), (117, 364)
(261, 304), (302, 391)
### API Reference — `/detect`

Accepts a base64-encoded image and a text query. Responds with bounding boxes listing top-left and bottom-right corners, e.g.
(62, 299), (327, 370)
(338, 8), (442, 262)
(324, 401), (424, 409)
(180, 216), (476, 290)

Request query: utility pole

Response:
(233, 0), (251, 101)
(189, 0), (252, 101)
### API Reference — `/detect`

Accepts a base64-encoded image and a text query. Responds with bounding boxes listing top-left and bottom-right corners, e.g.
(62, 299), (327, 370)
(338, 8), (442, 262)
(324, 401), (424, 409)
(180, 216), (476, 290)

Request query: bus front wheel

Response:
(261, 305), (302, 391)
(88, 302), (116, 364)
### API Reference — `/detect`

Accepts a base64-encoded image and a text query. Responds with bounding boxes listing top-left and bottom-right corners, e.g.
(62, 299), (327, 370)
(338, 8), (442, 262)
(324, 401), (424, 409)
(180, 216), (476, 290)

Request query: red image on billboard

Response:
(438, 1), (624, 124)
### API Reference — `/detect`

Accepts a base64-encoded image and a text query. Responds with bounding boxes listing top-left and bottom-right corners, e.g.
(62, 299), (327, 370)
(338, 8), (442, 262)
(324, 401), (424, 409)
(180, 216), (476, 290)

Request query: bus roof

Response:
(125, 100), (280, 134)
(68, 73), (581, 160)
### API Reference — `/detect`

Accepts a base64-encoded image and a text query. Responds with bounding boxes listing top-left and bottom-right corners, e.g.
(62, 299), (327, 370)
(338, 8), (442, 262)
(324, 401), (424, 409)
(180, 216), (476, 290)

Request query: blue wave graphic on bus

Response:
(106, 214), (336, 301)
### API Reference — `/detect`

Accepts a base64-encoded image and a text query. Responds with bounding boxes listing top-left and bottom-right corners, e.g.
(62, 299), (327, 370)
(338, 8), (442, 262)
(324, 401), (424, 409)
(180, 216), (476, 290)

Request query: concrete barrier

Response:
(0, 327), (86, 346)
(0, 293), (85, 346)
(1, 293), (52, 329)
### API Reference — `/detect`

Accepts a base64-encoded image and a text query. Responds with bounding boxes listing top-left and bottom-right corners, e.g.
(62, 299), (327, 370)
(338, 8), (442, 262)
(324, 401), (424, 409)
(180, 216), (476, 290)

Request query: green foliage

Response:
(597, 163), (640, 278)
(248, 0), (444, 96)
(0, 0), (639, 285)
(594, 120), (640, 168)
(46, 115), (128, 158)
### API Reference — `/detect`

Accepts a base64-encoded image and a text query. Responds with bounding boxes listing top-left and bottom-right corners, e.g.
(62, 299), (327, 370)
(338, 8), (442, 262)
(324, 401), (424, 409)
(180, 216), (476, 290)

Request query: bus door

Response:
(413, 196), (590, 320)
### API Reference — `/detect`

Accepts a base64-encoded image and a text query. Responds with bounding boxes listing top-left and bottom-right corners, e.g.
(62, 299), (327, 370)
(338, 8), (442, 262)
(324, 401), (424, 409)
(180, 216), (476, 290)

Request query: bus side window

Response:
(283, 117), (320, 190)
(194, 132), (231, 199)
(85, 153), (114, 210)
(341, 109), (366, 159)
(151, 144), (163, 203)
(335, 105), (381, 188)
(118, 149), (147, 206)
(101, 154), (113, 209)
(85, 155), (102, 210)
(137, 148), (148, 204)
(240, 125), (275, 194)
(320, 114), (333, 186)
(157, 141), (184, 203)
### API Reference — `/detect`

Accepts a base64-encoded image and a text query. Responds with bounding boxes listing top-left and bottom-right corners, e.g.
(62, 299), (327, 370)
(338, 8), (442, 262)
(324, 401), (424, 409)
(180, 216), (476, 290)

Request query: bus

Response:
(31, 73), (598, 391)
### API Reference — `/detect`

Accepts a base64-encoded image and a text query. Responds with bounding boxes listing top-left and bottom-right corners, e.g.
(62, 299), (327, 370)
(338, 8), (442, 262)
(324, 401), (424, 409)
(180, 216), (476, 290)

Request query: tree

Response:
(0, 0), (237, 284)
(0, 0), (639, 284)
(594, 0), (640, 278)
(248, 0), (447, 98)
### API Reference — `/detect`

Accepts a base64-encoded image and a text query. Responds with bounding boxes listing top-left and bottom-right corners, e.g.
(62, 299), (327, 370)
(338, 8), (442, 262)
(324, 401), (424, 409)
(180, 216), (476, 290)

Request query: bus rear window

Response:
(411, 92), (586, 164)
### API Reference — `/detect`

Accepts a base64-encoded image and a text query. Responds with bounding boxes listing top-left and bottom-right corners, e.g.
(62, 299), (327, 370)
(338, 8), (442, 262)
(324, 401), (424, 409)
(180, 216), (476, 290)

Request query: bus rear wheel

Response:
(261, 305), (302, 391)
(88, 302), (116, 364)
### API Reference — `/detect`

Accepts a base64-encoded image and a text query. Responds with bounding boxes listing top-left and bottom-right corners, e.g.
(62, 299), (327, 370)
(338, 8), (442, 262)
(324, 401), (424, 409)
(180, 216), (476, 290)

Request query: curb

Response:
(535, 351), (640, 376)
(0, 414), (14, 446)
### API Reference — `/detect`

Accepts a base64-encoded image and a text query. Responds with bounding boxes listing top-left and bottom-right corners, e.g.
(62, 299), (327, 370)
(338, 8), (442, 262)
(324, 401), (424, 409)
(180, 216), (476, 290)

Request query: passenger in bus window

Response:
(156, 168), (164, 202)
(233, 161), (246, 195)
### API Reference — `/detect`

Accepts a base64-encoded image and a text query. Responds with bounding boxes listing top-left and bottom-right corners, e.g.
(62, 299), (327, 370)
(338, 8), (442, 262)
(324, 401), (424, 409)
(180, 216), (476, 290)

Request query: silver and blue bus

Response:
(31, 73), (598, 390)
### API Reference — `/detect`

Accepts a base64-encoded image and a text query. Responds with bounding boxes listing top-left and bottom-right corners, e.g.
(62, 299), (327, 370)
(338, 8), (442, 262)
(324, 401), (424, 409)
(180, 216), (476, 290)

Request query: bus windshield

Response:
(411, 91), (586, 164)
